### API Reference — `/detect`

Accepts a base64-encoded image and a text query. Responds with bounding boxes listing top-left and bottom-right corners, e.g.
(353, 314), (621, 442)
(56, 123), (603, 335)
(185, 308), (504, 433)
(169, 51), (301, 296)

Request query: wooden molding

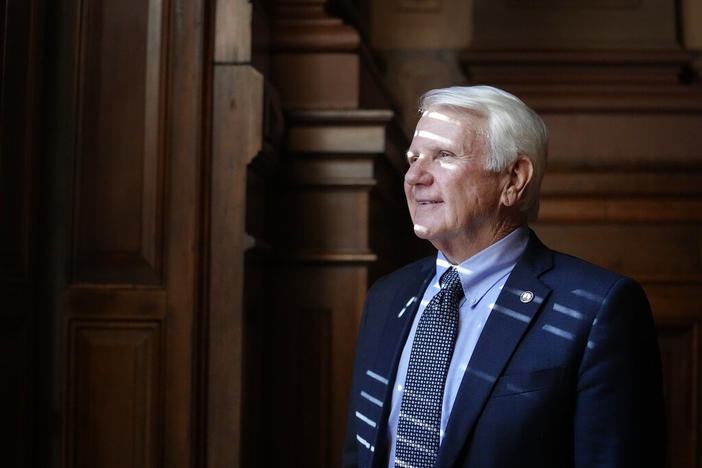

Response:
(286, 109), (393, 153)
(272, 21), (360, 52)
(270, 1), (359, 52)
(282, 249), (378, 263)
(286, 108), (394, 124)
(471, 0), (678, 50)
(462, 49), (694, 66)
(460, 49), (702, 112)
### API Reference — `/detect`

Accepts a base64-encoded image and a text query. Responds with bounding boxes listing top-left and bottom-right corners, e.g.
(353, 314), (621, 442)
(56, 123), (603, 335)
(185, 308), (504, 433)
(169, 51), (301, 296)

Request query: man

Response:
(342, 86), (665, 468)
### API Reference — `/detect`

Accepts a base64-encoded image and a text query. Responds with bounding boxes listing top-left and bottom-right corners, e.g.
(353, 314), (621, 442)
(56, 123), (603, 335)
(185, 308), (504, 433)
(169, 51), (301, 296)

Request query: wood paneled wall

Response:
(461, 49), (702, 468)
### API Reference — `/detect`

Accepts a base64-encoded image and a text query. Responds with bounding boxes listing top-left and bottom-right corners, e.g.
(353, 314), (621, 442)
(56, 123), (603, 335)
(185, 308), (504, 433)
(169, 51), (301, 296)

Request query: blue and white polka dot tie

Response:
(395, 267), (463, 468)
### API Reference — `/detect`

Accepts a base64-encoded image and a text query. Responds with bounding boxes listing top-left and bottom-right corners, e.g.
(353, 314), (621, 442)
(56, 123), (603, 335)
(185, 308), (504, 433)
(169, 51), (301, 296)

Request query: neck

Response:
(433, 220), (524, 265)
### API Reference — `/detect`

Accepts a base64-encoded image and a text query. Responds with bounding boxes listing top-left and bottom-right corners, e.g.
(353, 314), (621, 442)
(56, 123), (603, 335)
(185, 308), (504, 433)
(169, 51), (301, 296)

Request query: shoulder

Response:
(527, 234), (650, 325)
(360, 255), (435, 325)
(367, 255), (435, 299)
(525, 231), (634, 296)
(549, 250), (626, 287)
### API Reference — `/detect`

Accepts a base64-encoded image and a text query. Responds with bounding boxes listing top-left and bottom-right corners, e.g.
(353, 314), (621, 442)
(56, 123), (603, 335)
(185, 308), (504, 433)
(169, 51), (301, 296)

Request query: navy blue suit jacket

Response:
(342, 231), (665, 468)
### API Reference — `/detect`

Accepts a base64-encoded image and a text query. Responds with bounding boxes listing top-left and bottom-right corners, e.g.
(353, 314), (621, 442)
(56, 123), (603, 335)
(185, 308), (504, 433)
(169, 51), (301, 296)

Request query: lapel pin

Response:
(520, 291), (534, 303)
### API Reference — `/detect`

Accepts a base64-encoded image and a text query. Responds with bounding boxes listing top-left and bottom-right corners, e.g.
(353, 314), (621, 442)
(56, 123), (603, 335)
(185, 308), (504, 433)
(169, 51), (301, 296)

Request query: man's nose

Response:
(405, 157), (433, 186)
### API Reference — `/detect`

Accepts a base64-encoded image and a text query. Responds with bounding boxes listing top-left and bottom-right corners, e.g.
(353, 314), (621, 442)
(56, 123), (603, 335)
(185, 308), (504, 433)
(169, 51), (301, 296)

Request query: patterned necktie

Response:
(394, 267), (464, 468)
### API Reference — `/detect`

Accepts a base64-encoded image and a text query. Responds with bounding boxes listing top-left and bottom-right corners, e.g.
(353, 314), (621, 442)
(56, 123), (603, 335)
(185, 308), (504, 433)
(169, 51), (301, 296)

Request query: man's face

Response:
(404, 106), (505, 254)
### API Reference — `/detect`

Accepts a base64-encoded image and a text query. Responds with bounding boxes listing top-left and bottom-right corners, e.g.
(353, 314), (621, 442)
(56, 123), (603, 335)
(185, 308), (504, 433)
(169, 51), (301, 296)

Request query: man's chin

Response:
(413, 224), (434, 239)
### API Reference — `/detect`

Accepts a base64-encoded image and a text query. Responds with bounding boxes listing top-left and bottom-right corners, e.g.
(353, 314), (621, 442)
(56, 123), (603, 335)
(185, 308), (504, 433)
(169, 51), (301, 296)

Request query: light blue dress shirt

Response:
(387, 226), (529, 466)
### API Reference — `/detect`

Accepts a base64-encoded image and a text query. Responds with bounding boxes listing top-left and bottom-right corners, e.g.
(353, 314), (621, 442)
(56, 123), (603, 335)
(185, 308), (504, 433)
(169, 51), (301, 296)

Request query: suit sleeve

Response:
(341, 284), (376, 468)
(574, 277), (666, 468)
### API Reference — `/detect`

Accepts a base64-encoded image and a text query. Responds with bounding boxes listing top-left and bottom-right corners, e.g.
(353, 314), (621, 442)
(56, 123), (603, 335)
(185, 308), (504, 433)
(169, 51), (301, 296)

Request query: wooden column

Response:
(270, 0), (360, 109)
(264, 4), (390, 465)
(267, 110), (391, 467)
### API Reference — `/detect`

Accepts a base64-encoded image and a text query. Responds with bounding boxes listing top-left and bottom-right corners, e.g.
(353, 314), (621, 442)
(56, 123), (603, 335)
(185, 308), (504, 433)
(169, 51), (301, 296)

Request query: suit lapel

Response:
(436, 232), (554, 468)
(367, 258), (435, 468)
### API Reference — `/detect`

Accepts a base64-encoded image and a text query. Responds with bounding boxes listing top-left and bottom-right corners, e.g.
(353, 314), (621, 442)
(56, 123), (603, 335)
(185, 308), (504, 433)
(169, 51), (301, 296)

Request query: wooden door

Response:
(36, 0), (207, 466)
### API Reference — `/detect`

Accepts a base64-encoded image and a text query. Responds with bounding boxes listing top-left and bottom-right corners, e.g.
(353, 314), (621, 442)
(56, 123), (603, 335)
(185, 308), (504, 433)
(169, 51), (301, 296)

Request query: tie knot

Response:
(440, 267), (464, 298)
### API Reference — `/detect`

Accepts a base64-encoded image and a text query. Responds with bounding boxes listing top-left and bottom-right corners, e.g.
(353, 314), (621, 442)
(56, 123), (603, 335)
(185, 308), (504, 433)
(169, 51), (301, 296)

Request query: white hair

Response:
(419, 85), (548, 221)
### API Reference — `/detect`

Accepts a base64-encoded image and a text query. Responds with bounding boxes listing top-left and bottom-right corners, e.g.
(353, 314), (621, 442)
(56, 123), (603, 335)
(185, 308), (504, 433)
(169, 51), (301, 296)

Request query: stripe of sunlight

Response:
(542, 324), (575, 341)
(394, 457), (415, 468)
(401, 386), (437, 407)
(415, 130), (452, 145)
(398, 296), (417, 318)
(503, 382), (527, 395)
(397, 434), (434, 456)
(424, 110), (461, 125)
(399, 411), (440, 434)
(571, 288), (603, 303)
(465, 366), (497, 384)
(553, 303), (585, 320)
(360, 391), (383, 407)
(366, 369), (389, 385)
(491, 303), (531, 323)
(356, 434), (374, 452)
(356, 411), (377, 428)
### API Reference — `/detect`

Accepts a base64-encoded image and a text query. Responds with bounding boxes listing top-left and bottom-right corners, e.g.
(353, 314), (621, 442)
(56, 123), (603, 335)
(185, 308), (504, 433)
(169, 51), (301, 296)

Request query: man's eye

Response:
(408, 155), (418, 164)
(439, 151), (452, 158)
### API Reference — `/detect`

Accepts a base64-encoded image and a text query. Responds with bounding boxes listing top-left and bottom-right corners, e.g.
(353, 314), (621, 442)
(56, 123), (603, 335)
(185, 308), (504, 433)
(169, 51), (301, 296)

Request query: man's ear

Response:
(501, 155), (534, 208)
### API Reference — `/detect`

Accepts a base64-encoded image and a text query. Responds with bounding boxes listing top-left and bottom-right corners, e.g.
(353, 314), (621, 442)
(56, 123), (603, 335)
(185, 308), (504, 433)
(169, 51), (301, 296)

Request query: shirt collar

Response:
(435, 226), (530, 308)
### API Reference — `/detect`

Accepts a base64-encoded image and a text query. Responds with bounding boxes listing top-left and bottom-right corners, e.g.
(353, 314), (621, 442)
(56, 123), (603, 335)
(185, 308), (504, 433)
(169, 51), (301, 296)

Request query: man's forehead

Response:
(412, 129), (453, 146)
(423, 110), (462, 125)
(422, 105), (486, 124)
(418, 106), (485, 133)
(409, 106), (486, 152)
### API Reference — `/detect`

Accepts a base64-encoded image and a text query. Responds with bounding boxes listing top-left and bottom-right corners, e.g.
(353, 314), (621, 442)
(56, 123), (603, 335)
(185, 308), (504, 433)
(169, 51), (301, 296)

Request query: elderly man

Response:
(342, 86), (665, 468)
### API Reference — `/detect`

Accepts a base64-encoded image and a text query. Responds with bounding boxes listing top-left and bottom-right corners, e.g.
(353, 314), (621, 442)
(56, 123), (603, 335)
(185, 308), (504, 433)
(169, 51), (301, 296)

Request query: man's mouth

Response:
(417, 200), (442, 205)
